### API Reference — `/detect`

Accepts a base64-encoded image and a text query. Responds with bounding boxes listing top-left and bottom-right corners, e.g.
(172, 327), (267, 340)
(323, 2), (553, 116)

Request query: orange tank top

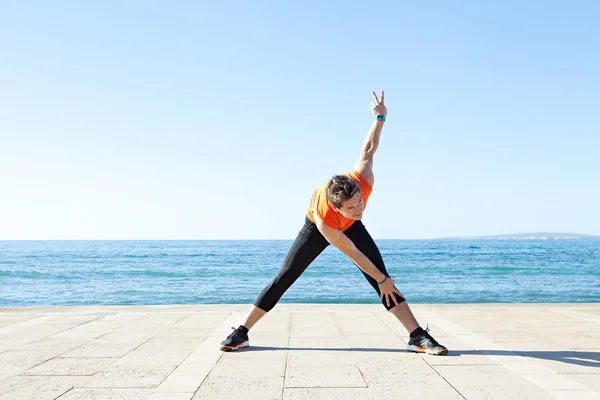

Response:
(306, 170), (373, 231)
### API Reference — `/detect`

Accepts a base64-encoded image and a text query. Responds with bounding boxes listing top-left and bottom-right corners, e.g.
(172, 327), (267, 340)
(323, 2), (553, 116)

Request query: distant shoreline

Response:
(436, 233), (599, 240)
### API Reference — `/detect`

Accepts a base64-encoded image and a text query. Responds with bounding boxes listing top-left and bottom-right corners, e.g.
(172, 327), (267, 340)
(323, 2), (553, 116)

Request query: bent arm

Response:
(314, 216), (386, 283)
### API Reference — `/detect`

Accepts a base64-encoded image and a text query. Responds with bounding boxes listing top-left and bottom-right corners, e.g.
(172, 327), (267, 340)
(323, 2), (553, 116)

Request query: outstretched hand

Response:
(370, 90), (387, 117)
(378, 276), (404, 307)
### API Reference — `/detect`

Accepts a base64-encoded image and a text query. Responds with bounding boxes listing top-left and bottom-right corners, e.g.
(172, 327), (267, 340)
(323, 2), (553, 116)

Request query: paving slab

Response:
(0, 303), (599, 399)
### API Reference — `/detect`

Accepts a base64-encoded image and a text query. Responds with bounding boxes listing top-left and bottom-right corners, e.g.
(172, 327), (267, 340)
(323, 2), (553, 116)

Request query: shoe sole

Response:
(220, 341), (249, 352)
(407, 344), (448, 355)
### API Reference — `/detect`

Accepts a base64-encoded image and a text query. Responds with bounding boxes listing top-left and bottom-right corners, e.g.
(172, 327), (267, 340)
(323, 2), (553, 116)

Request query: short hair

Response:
(326, 175), (360, 209)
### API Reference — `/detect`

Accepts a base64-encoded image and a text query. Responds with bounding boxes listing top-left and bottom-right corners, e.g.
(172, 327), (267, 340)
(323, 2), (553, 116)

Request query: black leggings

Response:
(253, 216), (406, 312)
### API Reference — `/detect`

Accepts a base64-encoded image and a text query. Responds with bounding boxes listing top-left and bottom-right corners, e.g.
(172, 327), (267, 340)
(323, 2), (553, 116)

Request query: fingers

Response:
(372, 91), (379, 105)
(372, 90), (385, 105)
(394, 286), (404, 299)
(383, 288), (403, 309)
(384, 291), (398, 307)
(380, 279), (401, 308)
(384, 291), (400, 308)
(392, 287), (399, 306)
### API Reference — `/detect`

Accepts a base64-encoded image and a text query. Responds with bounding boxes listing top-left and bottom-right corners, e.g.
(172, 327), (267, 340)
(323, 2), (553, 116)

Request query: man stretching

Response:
(220, 90), (448, 355)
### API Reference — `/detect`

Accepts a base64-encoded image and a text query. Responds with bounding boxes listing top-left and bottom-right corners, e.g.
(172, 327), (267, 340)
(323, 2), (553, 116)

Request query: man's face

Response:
(337, 191), (364, 220)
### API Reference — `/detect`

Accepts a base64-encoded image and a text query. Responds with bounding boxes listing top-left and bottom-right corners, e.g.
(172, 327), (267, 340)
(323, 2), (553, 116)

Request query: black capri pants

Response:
(253, 216), (406, 312)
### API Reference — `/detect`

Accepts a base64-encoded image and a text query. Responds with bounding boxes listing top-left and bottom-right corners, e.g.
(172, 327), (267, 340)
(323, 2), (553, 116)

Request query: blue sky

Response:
(1, 1), (599, 240)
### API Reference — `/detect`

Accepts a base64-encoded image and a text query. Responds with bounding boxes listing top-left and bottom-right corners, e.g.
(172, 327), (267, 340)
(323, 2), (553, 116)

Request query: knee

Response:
(382, 294), (406, 311)
(252, 301), (272, 313)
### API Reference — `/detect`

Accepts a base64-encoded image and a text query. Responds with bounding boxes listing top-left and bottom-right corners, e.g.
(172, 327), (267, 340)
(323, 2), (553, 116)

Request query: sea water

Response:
(1, 239), (599, 306)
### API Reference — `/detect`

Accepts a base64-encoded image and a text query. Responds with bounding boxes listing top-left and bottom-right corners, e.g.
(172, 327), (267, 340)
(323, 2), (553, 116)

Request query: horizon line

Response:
(1, 232), (598, 242)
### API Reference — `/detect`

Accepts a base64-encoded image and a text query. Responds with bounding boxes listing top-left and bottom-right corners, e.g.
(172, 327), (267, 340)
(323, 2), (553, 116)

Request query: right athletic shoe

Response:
(220, 327), (249, 352)
(407, 326), (448, 355)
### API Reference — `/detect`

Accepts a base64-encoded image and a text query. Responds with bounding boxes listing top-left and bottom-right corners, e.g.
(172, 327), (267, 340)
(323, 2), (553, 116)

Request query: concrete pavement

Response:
(1, 303), (599, 399)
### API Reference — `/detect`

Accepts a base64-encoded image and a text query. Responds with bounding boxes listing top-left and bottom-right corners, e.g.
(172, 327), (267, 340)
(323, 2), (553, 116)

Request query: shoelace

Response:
(421, 325), (441, 347)
(226, 327), (241, 340)
(423, 332), (440, 347)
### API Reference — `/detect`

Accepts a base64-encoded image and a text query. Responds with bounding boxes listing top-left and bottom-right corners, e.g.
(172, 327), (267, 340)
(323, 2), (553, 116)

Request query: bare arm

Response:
(353, 90), (387, 186)
(313, 214), (404, 307)
(315, 217), (386, 282)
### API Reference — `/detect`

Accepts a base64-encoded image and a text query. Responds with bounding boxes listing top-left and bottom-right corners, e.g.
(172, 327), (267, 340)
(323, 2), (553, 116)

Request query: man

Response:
(220, 90), (448, 355)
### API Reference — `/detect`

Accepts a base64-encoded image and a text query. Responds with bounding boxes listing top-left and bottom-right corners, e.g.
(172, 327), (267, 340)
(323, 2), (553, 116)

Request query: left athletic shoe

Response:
(407, 327), (448, 355)
(219, 327), (249, 352)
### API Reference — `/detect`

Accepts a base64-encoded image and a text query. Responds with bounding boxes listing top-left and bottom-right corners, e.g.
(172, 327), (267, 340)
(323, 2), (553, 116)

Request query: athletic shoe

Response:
(407, 326), (448, 355)
(220, 327), (249, 352)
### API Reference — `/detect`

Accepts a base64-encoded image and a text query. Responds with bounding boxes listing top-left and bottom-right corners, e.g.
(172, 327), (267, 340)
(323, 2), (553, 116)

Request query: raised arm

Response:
(353, 90), (387, 186)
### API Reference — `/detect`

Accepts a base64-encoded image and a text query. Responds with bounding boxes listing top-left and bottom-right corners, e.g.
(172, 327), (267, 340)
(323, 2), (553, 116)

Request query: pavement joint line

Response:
(190, 311), (234, 398)
(334, 310), (370, 389)
(10, 322), (138, 374)
(418, 309), (600, 398)
(283, 386), (368, 389)
(0, 315), (56, 335)
(281, 311), (293, 398)
(2, 305), (600, 399)
(553, 308), (600, 324)
(371, 310), (468, 400)
(2, 319), (94, 352)
(106, 313), (151, 329)
(54, 386), (75, 399)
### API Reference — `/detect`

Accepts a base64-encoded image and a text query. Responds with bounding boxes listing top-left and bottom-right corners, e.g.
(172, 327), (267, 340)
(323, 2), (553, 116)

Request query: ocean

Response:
(1, 239), (599, 306)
